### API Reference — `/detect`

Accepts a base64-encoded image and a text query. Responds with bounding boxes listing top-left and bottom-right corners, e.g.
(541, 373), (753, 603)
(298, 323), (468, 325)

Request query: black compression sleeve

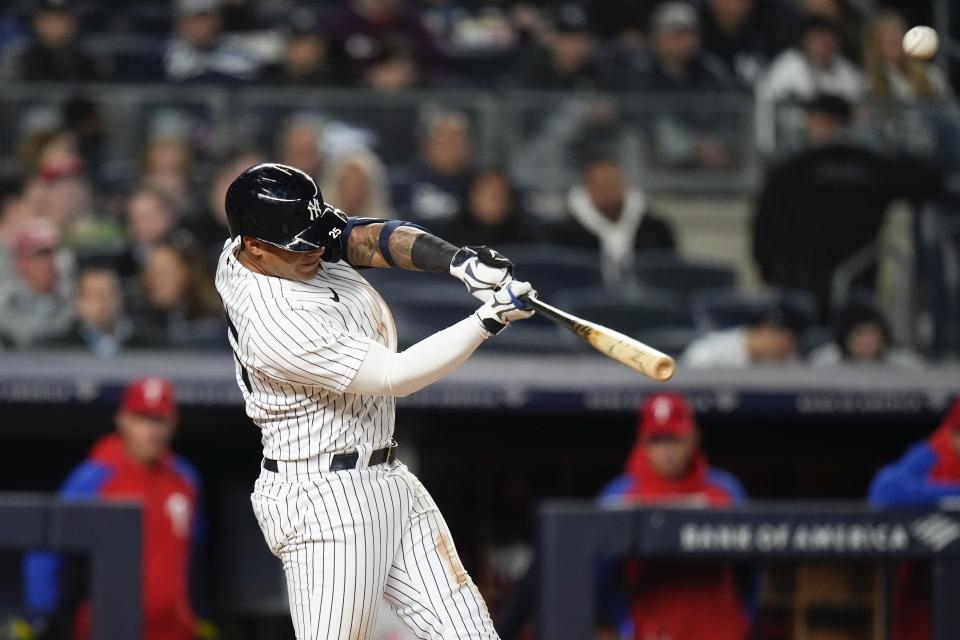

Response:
(410, 233), (458, 272)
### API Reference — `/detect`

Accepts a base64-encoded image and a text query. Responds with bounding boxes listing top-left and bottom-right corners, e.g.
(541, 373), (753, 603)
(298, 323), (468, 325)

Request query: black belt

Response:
(264, 443), (397, 473)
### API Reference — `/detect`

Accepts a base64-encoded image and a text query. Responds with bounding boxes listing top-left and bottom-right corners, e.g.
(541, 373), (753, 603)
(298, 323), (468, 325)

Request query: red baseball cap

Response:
(638, 392), (696, 439)
(943, 397), (960, 431)
(120, 377), (177, 420)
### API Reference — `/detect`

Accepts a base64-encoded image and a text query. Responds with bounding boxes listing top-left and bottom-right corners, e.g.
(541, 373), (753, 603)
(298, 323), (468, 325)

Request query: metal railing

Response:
(2, 82), (958, 195)
(0, 83), (763, 199)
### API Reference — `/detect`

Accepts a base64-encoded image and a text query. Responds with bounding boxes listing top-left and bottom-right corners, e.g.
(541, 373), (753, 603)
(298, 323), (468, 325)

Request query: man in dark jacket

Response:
(2, 0), (103, 81)
(45, 264), (161, 356)
(517, 3), (605, 92)
(326, 0), (440, 87)
(699, 0), (792, 87)
(752, 94), (941, 316)
(627, 1), (740, 169)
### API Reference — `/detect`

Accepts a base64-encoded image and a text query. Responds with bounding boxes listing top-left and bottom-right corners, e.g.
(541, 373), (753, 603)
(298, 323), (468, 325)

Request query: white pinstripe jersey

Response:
(215, 237), (397, 461)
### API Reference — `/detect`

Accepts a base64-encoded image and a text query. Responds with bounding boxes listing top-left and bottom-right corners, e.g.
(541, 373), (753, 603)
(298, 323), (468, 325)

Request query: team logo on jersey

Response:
(143, 378), (164, 403)
(307, 198), (323, 221)
(652, 396), (674, 423)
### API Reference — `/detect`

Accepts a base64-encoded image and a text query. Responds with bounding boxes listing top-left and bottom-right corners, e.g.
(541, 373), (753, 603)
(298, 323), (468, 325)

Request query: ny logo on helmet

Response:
(307, 198), (323, 221)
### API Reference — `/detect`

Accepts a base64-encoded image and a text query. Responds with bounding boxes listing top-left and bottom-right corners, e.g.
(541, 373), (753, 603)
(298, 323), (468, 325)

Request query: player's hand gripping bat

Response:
(519, 294), (676, 382)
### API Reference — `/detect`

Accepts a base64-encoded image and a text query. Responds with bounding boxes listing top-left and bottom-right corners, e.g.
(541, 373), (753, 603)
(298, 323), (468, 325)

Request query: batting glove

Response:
(450, 245), (514, 304)
(475, 281), (536, 336)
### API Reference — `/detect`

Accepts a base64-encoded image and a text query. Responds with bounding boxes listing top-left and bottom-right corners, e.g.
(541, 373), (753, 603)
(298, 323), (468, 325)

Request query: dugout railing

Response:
(537, 502), (960, 640)
(0, 495), (142, 640)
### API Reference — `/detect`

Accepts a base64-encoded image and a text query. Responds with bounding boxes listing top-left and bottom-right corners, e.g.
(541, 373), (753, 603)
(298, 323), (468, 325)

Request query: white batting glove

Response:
(475, 281), (536, 336)
(450, 246), (514, 304)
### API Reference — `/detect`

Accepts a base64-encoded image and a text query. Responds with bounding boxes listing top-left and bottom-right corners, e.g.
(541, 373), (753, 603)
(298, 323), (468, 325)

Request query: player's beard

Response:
(295, 255), (323, 281)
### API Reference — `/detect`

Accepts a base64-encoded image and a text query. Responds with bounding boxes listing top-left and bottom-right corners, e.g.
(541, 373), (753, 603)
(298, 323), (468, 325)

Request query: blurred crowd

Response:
(0, 0), (956, 359)
(0, 0), (951, 98)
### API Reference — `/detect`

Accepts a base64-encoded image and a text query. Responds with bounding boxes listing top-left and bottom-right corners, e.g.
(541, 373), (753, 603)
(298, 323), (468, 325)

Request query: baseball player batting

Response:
(214, 163), (533, 639)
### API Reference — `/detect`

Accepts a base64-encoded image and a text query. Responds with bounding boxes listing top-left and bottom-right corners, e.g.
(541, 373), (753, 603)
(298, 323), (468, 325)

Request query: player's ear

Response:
(242, 236), (263, 257)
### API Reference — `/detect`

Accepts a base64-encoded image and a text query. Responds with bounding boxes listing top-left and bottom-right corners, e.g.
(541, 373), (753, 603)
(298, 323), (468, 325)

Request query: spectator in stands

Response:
(327, 0), (440, 87)
(261, 6), (333, 86)
(0, 0), (104, 81)
(809, 300), (922, 368)
(587, 0), (648, 42)
(631, 2), (737, 94)
(0, 176), (29, 258)
(23, 377), (201, 640)
(869, 397), (960, 640)
(399, 109), (474, 222)
(752, 94), (941, 316)
(31, 168), (114, 253)
(277, 116), (326, 183)
(508, 97), (644, 219)
(184, 148), (263, 257)
(553, 156), (675, 284)
(755, 15), (864, 154)
(418, 2), (517, 59)
(862, 10), (952, 103)
(119, 185), (179, 276)
(0, 222), (73, 349)
(163, 0), (260, 83)
(61, 96), (107, 184)
(628, 1), (739, 169)
(444, 167), (533, 247)
(800, 0), (863, 49)
(598, 392), (751, 640)
(15, 128), (114, 250)
(46, 265), (156, 356)
(699, 0), (792, 87)
(862, 10), (960, 172)
(16, 127), (82, 179)
(138, 137), (194, 213)
(517, 3), (603, 91)
(681, 300), (806, 367)
(362, 36), (422, 92)
(321, 148), (394, 219)
(130, 240), (225, 348)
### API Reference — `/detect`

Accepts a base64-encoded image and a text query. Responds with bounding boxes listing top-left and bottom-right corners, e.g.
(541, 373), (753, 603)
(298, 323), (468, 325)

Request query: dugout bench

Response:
(538, 503), (960, 640)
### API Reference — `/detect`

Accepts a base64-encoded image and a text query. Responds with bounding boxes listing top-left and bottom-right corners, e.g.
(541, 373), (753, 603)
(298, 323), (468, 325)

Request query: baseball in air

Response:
(902, 26), (939, 60)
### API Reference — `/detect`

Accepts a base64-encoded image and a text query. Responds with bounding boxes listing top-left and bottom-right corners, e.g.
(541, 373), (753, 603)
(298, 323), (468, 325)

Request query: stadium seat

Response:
(552, 287), (697, 356)
(631, 251), (737, 298)
(495, 245), (604, 298)
(690, 288), (819, 332)
(378, 279), (564, 352)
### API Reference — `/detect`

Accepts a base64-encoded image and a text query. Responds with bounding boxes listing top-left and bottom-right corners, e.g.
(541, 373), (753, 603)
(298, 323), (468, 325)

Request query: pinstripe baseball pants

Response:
(251, 460), (500, 640)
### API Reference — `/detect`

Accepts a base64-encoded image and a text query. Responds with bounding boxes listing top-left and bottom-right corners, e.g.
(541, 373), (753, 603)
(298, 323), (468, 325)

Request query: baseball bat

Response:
(519, 294), (676, 382)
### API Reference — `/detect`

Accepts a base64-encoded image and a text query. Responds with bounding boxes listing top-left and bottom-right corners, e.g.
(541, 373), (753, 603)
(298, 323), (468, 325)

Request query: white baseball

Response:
(902, 26), (939, 60)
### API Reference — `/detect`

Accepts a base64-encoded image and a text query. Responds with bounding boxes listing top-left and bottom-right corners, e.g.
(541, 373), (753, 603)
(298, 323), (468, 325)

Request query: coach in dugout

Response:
(22, 377), (201, 640)
(598, 392), (753, 640)
(869, 397), (960, 640)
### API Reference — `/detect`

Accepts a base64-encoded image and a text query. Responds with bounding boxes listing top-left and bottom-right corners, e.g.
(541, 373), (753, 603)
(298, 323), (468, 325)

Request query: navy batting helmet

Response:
(225, 163), (347, 257)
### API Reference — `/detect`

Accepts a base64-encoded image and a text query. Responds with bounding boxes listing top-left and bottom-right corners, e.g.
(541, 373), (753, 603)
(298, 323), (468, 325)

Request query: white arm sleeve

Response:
(345, 315), (489, 397)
